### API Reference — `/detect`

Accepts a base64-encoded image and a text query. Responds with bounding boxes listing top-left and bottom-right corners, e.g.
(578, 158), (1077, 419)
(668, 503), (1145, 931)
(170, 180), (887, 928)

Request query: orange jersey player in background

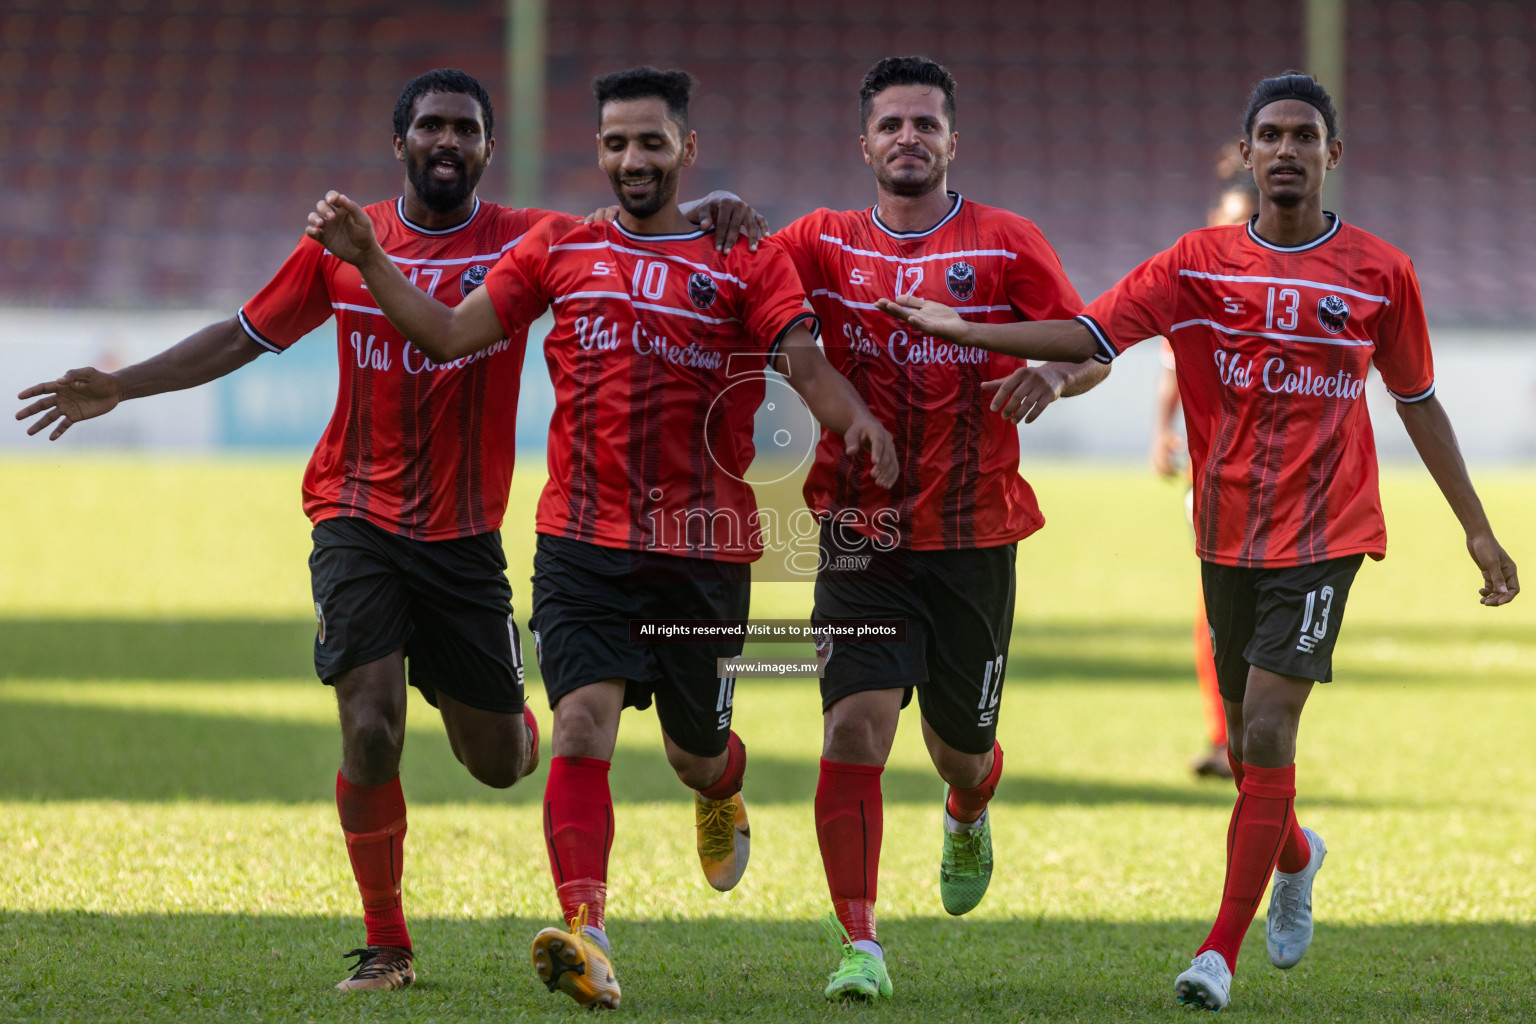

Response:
(1150, 173), (1260, 780)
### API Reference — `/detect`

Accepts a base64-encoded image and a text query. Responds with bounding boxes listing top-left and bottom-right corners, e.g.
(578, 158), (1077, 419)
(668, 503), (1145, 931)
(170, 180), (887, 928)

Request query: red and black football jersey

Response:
(1081, 216), (1436, 568)
(772, 194), (1085, 550)
(239, 197), (572, 540)
(483, 217), (815, 562)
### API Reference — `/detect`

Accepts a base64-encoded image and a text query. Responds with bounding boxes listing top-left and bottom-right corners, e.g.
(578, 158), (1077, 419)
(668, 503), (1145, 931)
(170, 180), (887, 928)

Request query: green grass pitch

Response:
(1, 457), (1533, 1022)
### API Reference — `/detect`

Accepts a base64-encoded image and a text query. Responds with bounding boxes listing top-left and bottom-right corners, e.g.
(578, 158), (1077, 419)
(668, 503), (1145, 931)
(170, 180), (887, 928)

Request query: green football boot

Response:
(939, 787), (994, 915)
(819, 914), (893, 1001)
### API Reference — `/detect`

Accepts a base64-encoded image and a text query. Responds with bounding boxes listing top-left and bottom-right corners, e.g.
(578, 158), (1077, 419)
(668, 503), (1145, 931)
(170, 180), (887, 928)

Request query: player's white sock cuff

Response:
(851, 939), (883, 960)
(945, 807), (986, 833)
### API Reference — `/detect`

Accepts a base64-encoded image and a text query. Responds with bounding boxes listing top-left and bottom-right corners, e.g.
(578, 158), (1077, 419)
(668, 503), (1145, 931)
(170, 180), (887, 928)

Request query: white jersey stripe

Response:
(548, 240), (745, 285)
(1386, 381), (1437, 403)
(1169, 318), (1374, 347)
(551, 290), (741, 325)
(1245, 213), (1341, 253)
(811, 288), (1010, 315)
(379, 240), (523, 269)
(816, 236), (1018, 266)
(236, 308), (284, 353)
(870, 191), (964, 239)
(395, 196), (482, 236)
(1179, 269), (1390, 305)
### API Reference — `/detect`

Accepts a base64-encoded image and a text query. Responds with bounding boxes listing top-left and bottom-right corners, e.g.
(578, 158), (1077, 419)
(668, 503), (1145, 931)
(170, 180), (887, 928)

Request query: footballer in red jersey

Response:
(883, 73), (1518, 1012)
(305, 66), (895, 1009)
(16, 69), (766, 994)
(766, 57), (1108, 1001)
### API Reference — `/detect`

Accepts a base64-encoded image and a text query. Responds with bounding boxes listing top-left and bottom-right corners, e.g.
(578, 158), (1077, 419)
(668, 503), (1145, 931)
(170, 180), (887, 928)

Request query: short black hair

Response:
(393, 68), (494, 140)
(593, 66), (695, 132)
(859, 56), (957, 132)
(1242, 72), (1339, 141)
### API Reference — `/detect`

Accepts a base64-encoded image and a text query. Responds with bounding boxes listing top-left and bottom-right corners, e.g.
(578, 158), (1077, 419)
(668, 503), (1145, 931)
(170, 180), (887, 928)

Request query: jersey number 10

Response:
(632, 259), (670, 300)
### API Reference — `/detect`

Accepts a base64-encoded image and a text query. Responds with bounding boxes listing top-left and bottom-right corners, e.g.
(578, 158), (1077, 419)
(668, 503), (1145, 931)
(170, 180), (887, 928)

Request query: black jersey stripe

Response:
(870, 192), (963, 239)
(766, 312), (819, 365)
(1245, 213), (1341, 254)
(1385, 381), (1436, 403)
(1075, 314), (1119, 364)
(395, 196), (482, 236)
(236, 308), (284, 353)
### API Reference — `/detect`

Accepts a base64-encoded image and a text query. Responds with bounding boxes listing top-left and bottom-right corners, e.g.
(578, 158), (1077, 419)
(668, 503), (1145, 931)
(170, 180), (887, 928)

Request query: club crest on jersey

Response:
(945, 261), (976, 301)
(688, 272), (718, 309)
(815, 637), (834, 668)
(460, 264), (490, 296)
(1318, 294), (1350, 334)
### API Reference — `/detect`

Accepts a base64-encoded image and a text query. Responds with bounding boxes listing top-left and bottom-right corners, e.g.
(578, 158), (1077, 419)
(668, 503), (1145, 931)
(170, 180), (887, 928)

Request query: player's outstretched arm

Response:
(875, 295), (1097, 361)
(980, 359), (1113, 425)
(306, 191), (504, 362)
(773, 327), (898, 490)
(1397, 394), (1519, 606)
(15, 318), (263, 440)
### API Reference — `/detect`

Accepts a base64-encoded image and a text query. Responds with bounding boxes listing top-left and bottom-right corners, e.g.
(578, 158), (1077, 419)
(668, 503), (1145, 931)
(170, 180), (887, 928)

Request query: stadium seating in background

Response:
(2, 0), (1533, 324)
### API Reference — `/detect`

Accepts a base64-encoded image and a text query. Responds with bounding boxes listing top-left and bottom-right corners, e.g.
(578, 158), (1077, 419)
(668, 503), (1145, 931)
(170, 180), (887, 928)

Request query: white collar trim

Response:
(396, 196), (482, 236)
(1246, 212), (1341, 253)
(871, 192), (963, 239)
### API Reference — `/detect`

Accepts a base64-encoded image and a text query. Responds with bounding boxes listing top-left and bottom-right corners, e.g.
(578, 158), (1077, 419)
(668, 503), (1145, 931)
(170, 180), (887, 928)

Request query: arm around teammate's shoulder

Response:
(1395, 394), (1519, 606)
(306, 191), (506, 362)
(15, 316), (263, 440)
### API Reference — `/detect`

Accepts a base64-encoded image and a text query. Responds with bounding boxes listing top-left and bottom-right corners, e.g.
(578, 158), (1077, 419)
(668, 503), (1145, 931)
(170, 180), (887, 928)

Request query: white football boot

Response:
(1174, 950), (1232, 1011)
(1266, 826), (1327, 969)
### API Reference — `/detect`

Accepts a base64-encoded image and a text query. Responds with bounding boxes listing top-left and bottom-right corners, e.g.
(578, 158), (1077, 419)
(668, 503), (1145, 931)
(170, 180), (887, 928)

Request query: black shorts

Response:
(308, 516), (525, 714)
(1201, 554), (1365, 703)
(813, 521), (1016, 756)
(529, 534), (750, 759)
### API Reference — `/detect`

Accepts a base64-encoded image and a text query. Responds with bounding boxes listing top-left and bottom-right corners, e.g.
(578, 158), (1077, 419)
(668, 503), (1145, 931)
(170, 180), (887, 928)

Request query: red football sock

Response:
(1196, 762), (1298, 972)
(335, 771), (411, 951)
(697, 731), (747, 800)
(523, 705), (540, 767)
(816, 758), (883, 943)
(945, 741), (1004, 824)
(544, 756), (614, 930)
(1227, 750), (1311, 872)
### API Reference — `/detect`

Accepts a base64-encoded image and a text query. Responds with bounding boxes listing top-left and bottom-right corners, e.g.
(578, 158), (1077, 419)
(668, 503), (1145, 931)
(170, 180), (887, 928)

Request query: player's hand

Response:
(843, 414), (898, 490)
(1149, 426), (1186, 477)
(15, 367), (121, 440)
(1467, 530), (1519, 606)
(876, 295), (970, 344)
(980, 365), (1066, 424)
(305, 191), (377, 266)
(584, 204), (620, 224)
(691, 192), (769, 253)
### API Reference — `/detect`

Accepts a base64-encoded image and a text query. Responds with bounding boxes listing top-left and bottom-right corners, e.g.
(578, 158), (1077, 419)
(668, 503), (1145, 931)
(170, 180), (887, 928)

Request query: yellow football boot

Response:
(531, 905), (621, 1009)
(695, 791), (751, 891)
